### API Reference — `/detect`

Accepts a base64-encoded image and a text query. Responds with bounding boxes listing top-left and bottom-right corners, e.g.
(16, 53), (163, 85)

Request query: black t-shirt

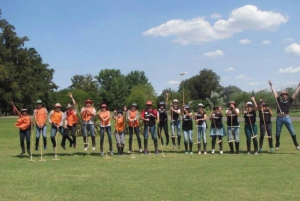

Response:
(259, 109), (271, 124)
(158, 108), (168, 121)
(171, 107), (180, 120)
(182, 112), (193, 130)
(244, 110), (256, 125)
(226, 109), (239, 126)
(211, 113), (222, 128)
(196, 111), (206, 125)
(277, 97), (293, 114)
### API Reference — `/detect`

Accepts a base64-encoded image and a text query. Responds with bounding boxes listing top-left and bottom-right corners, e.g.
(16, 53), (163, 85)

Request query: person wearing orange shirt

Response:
(81, 99), (96, 151)
(113, 107), (127, 155)
(127, 103), (142, 153)
(48, 103), (64, 150)
(62, 93), (77, 149)
(99, 104), (113, 155)
(33, 99), (48, 151)
(12, 101), (33, 156)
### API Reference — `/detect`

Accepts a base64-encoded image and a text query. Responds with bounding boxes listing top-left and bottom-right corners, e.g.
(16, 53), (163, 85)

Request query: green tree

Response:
(69, 74), (99, 92)
(221, 85), (242, 103)
(125, 70), (149, 93)
(126, 84), (157, 110)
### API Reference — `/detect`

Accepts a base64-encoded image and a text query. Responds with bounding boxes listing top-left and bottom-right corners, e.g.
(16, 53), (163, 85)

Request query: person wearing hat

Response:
(209, 106), (225, 154)
(48, 103), (65, 151)
(33, 99), (48, 150)
(226, 101), (240, 154)
(62, 93), (78, 149)
(243, 97), (258, 155)
(170, 98), (181, 149)
(113, 107), (127, 155)
(81, 99), (96, 151)
(127, 103), (142, 153)
(269, 80), (300, 150)
(99, 103), (113, 155)
(157, 92), (170, 146)
(182, 105), (193, 154)
(195, 103), (207, 154)
(140, 100), (159, 154)
(256, 98), (274, 153)
(12, 101), (33, 156)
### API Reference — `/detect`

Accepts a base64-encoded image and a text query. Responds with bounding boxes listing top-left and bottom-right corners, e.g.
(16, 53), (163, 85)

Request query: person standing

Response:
(62, 93), (78, 149)
(226, 101), (240, 154)
(127, 103), (142, 153)
(48, 103), (65, 151)
(81, 99), (96, 151)
(256, 98), (274, 153)
(182, 105), (193, 154)
(243, 97), (258, 155)
(140, 100), (159, 154)
(113, 107), (127, 155)
(33, 99), (48, 150)
(98, 103), (113, 155)
(269, 80), (300, 150)
(170, 99), (181, 149)
(195, 103), (207, 154)
(209, 106), (225, 154)
(12, 102), (33, 156)
(157, 92), (170, 146)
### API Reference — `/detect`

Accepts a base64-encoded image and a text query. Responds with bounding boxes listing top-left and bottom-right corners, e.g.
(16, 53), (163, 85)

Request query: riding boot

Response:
(137, 138), (142, 149)
(35, 137), (39, 151)
(247, 140), (251, 152)
(253, 138), (258, 152)
(91, 136), (96, 147)
(189, 143), (193, 152)
(184, 143), (188, 152)
(177, 136), (181, 148)
(144, 139), (148, 152)
(291, 135), (299, 146)
(166, 134), (169, 146)
(43, 137), (47, 149)
(198, 143), (201, 151)
(51, 137), (56, 148)
(204, 142), (207, 152)
(172, 137), (176, 146)
(129, 138), (132, 151)
(109, 142), (113, 152)
(121, 144), (124, 155)
(229, 142), (234, 153)
(235, 142), (240, 154)
(26, 142), (31, 155)
(275, 136), (280, 148)
(117, 144), (121, 155)
(20, 142), (25, 155)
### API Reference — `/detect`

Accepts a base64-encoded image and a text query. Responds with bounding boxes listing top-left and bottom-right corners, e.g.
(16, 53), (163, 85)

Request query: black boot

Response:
(166, 134), (169, 146)
(172, 137), (176, 147)
(51, 137), (56, 149)
(20, 142), (25, 156)
(144, 139), (148, 154)
(253, 138), (258, 153)
(235, 142), (240, 154)
(189, 143), (193, 153)
(26, 142), (31, 155)
(177, 136), (181, 149)
(91, 136), (96, 147)
(161, 137), (164, 146)
(43, 137), (47, 149)
(247, 140), (251, 153)
(184, 143), (188, 153)
(121, 144), (124, 155)
(204, 142), (207, 153)
(291, 135), (299, 147)
(35, 137), (39, 151)
(61, 135), (66, 150)
(117, 144), (121, 155)
(275, 136), (280, 148)
(229, 142), (234, 153)
(197, 143), (201, 152)
(67, 135), (73, 148)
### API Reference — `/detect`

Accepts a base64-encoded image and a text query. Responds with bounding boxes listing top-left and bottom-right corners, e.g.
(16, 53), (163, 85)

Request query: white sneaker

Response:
(254, 152), (258, 155)
(198, 151), (201, 155)
(190, 152), (193, 155)
(109, 151), (114, 155)
(211, 149), (215, 154)
(275, 147), (279, 151)
(139, 149), (143, 153)
(92, 147), (95, 151)
(184, 152), (188, 154)
(204, 151), (207, 155)
(247, 152), (250, 155)
(84, 147), (88, 151)
(127, 150), (131, 154)
(100, 152), (104, 156)
(296, 146), (300, 150)
(220, 150), (223, 155)
(173, 145), (176, 150)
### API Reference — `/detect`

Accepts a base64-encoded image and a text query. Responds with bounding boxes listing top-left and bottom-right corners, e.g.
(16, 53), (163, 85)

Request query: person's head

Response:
(36, 99), (42, 108)
(21, 109), (28, 116)
(261, 102), (267, 109)
(281, 91), (288, 100)
(184, 105), (190, 112)
(172, 99), (179, 108)
(213, 106), (219, 112)
(66, 103), (73, 112)
(146, 100), (152, 109)
(228, 101), (236, 109)
(197, 103), (204, 111)
(131, 103), (137, 111)
(101, 104), (108, 111)
(117, 110), (123, 118)
(85, 99), (92, 108)
(54, 103), (61, 111)
(246, 102), (253, 110)
(159, 101), (165, 109)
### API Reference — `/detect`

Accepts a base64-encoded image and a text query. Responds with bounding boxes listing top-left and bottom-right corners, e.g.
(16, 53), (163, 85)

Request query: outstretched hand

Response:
(69, 93), (73, 99)
(268, 80), (272, 86)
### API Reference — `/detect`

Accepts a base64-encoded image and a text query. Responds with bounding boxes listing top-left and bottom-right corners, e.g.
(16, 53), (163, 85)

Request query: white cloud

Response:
(168, 80), (180, 84)
(143, 5), (288, 45)
(210, 13), (222, 19)
(278, 67), (300, 74)
(203, 50), (224, 58)
(221, 76), (229, 81)
(285, 43), (300, 56)
(249, 81), (264, 86)
(224, 67), (234, 71)
(235, 74), (250, 80)
(240, 39), (251, 44)
(283, 38), (294, 43)
(262, 40), (271, 45)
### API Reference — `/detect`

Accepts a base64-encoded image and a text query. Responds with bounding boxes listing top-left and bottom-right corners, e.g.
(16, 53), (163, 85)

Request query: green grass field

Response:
(1, 117), (300, 201)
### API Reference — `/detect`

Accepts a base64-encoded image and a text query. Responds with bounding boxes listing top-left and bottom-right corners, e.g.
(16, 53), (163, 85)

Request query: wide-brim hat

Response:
(21, 109), (28, 113)
(173, 99), (179, 103)
(66, 103), (73, 109)
(246, 102), (253, 106)
(228, 101), (236, 106)
(54, 103), (62, 108)
(85, 99), (93, 104)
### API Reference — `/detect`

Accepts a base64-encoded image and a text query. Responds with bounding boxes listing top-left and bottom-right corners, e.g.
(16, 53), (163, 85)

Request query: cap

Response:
(21, 109), (28, 113)
(117, 110), (123, 114)
(85, 99), (93, 104)
(172, 99), (179, 103)
(66, 103), (73, 109)
(54, 103), (62, 108)
(228, 101), (236, 106)
(246, 102), (253, 106)
(131, 103), (137, 107)
(36, 99), (42, 104)
(281, 91), (288, 96)
(197, 103), (204, 108)
(101, 103), (108, 108)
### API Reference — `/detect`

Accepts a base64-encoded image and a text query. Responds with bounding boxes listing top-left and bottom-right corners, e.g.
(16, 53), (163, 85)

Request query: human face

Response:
(146, 105), (152, 109)
(117, 113), (122, 118)
(282, 94), (288, 100)
(160, 104), (164, 109)
(68, 107), (73, 112)
(37, 103), (42, 108)
(86, 103), (91, 108)
(131, 106), (136, 111)
(101, 107), (106, 111)
(198, 107), (203, 111)
(55, 107), (61, 112)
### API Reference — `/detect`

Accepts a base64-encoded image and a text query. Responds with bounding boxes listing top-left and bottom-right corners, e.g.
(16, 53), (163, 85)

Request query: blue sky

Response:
(1, 0), (300, 95)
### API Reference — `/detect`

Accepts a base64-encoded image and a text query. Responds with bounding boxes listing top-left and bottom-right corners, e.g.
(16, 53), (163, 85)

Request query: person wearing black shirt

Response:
(209, 106), (225, 154)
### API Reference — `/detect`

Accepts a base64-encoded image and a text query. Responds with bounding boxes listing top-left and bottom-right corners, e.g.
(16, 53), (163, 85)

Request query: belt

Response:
(277, 113), (289, 117)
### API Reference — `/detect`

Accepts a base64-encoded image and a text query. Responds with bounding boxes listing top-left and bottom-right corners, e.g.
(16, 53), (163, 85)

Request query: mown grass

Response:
(1, 117), (300, 201)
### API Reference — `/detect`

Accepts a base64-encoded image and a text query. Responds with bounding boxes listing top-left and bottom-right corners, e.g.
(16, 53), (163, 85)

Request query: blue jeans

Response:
(100, 126), (112, 143)
(276, 116), (295, 136)
(50, 124), (64, 137)
(227, 127), (240, 142)
(183, 130), (193, 143)
(171, 120), (181, 137)
(82, 124), (95, 137)
(197, 126), (207, 143)
(144, 125), (157, 140)
(36, 125), (47, 138)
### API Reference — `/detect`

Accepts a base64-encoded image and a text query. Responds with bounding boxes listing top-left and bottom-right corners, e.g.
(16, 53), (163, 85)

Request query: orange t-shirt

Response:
(15, 116), (31, 130)
(50, 111), (63, 125)
(66, 110), (79, 126)
(81, 107), (95, 122)
(128, 110), (139, 127)
(115, 117), (125, 132)
(34, 108), (47, 126)
(99, 111), (111, 127)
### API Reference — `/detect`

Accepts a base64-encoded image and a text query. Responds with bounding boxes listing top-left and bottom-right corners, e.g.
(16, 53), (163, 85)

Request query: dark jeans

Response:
(128, 126), (142, 150)
(158, 121), (169, 139)
(259, 123), (273, 149)
(20, 128), (31, 152)
(211, 135), (222, 150)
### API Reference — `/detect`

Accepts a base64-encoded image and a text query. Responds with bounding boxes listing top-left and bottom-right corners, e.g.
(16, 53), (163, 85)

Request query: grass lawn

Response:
(1, 117), (300, 201)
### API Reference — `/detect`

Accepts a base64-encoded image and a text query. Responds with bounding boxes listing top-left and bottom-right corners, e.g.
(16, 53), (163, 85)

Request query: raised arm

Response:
(269, 80), (278, 99)
(11, 101), (21, 117)
(251, 96), (258, 111)
(292, 83), (300, 100)
(69, 93), (76, 108)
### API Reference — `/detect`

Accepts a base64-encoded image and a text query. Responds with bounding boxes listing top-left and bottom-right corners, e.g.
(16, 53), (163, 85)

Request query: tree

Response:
(69, 74), (99, 92)
(125, 70), (149, 93)
(126, 84), (157, 110)
(0, 12), (57, 113)
(221, 85), (242, 103)
(206, 91), (225, 110)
